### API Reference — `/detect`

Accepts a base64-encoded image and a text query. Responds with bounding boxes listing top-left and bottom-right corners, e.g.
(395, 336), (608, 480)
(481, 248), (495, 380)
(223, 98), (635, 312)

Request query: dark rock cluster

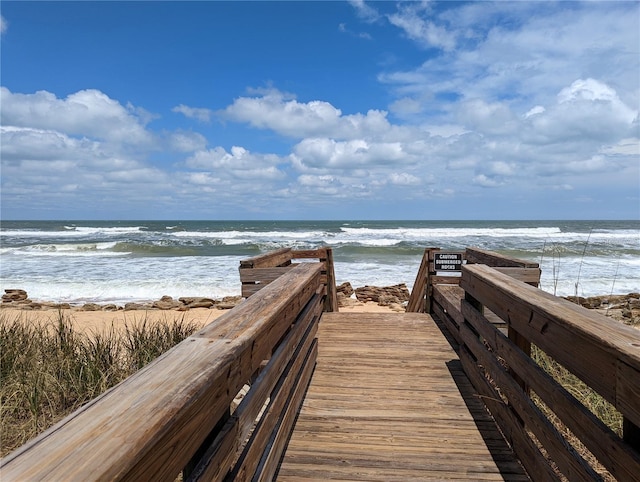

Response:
(335, 282), (410, 312)
(4, 282), (412, 314)
(564, 293), (640, 326)
(1, 289), (243, 312)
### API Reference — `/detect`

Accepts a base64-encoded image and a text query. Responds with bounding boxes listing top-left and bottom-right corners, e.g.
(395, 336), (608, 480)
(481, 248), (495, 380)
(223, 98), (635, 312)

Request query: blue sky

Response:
(1, 1), (638, 220)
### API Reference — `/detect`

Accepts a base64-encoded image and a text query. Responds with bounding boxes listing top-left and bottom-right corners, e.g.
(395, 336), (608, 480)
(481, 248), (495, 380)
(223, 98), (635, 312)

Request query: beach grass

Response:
(532, 346), (622, 433)
(0, 310), (199, 457)
(531, 345), (622, 480)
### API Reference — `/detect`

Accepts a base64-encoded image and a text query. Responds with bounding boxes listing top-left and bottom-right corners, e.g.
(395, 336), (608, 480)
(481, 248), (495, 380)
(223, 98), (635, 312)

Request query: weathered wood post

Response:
(323, 247), (338, 312)
(406, 248), (439, 313)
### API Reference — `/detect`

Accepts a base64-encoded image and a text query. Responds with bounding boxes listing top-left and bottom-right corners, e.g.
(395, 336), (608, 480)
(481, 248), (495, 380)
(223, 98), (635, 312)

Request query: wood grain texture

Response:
(458, 345), (559, 482)
(493, 267), (541, 285)
(240, 248), (293, 269)
(461, 299), (640, 481)
(187, 292), (323, 481)
(239, 248), (337, 312)
(458, 311), (599, 481)
(406, 248), (433, 312)
(464, 248), (539, 268)
(1, 263), (323, 481)
(460, 264), (640, 424)
(276, 312), (527, 481)
(240, 267), (293, 283)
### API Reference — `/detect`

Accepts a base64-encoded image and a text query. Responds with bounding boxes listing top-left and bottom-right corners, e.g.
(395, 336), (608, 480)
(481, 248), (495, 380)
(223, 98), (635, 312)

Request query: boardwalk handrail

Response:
(406, 246), (541, 312)
(1, 263), (325, 481)
(455, 264), (640, 481)
(239, 246), (338, 312)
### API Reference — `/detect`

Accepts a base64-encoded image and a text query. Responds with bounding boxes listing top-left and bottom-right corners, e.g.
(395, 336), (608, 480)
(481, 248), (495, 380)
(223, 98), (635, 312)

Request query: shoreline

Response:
(2, 291), (638, 335)
(0, 295), (399, 336)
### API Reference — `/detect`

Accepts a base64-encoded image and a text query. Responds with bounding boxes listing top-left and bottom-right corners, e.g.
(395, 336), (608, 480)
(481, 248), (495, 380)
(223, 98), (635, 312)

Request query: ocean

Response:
(1, 220), (638, 305)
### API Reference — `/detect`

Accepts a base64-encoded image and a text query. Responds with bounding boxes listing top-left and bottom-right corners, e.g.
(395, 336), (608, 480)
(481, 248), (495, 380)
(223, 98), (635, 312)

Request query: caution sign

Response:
(434, 252), (464, 272)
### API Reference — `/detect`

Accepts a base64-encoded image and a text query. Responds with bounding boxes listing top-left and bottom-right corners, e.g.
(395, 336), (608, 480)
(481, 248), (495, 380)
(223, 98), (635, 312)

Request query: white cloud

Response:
(185, 146), (286, 181)
(1, 15), (7, 35)
(600, 138), (640, 156)
(2, 2), (638, 219)
(169, 131), (208, 152)
(338, 22), (372, 40)
(1, 126), (100, 162)
(349, 0), (381, 23)
(389, 172), (420, 185)
(0, 126), (170, 206)
(291, 138), (410, 171)
(223, 88), (392, 140)
(298, 174), (338, 187)
(557, 78), (637, 124)
(188, 172), (221, 186)
(522, 79), (638, 145)
(387, 3), (456, 51)
(0, 87), (154, 147)
(455, 99), (518, 136)
(0, 89), (204, 214)
(489, 161), (515, 177)
(389, 97), (423, 116)
(172, 104), (213, 122)
(524, 106), (545, 118)
(379, 2), (639, 117)
(473, 174), (503, 188)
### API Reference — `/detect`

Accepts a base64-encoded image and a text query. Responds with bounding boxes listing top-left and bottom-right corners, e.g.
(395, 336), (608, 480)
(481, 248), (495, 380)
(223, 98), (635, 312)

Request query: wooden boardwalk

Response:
(276, 312), (528, 481)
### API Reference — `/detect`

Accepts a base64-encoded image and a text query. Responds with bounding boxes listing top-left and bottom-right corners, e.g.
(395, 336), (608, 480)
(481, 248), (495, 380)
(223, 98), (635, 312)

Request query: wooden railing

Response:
(439, 264), (640, 481)
(239, 247), (338, 312)
(0, 263), (325, 481)
(406, 246), (541, 313)
(3, 246), (638, 481)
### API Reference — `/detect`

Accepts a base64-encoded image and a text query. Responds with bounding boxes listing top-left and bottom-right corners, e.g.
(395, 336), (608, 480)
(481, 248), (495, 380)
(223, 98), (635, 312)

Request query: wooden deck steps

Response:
(276, 312), (528, 481)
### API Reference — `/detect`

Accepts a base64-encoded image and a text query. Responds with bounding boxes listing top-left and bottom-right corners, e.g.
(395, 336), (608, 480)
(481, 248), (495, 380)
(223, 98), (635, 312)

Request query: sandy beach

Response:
(2, 290), (639, 335)
(0, 301), (397, 335)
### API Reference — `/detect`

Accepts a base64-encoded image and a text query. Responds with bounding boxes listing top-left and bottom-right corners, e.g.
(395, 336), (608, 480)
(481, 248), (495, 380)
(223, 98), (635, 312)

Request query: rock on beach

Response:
(564, 293), (640, 326)
(2, 284), (413, 314)
(1, 289), (244, 313)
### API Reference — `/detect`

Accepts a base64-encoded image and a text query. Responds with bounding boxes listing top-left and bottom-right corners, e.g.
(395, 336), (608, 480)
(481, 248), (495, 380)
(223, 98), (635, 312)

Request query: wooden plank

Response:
(465, 247), (539, 268)
(240, 248), (336, 309)
(458, 311), (599, 481)
(1, 264), (323, 481)
(432, 300), (462, 345)
(242, 284), (263, 298)
(240, 248), (292, 269)
(239, 267), (293, 283)
(322, 247), (338, 312)
(228, 339), (317, 481)
(461, 299), (640, 481)
(431, 275), (462, 285)
(494, 267), (541, 285)
(277, 312), (527, 480)
(241, 274), (327, 298)
(460, 264), (640, 421)
(432, 284), (464, 325)
(618, 360), (640, 429)
(290, 248), (328, 259)
(187, 292), (323, 481)
(255, 341), (318, 482)
(458, 345), (559, 481)
(406, 248), (434, 312)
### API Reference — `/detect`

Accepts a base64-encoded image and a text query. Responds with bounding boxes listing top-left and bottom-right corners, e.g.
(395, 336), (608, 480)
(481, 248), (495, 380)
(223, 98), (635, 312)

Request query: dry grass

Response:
(0, 311), (199, 457)
(531, 346), (622, 481)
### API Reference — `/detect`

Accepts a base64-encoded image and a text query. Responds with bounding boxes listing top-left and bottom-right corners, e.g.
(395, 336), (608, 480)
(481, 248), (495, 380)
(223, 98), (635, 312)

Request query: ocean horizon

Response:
(1, 219), (638, 304)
